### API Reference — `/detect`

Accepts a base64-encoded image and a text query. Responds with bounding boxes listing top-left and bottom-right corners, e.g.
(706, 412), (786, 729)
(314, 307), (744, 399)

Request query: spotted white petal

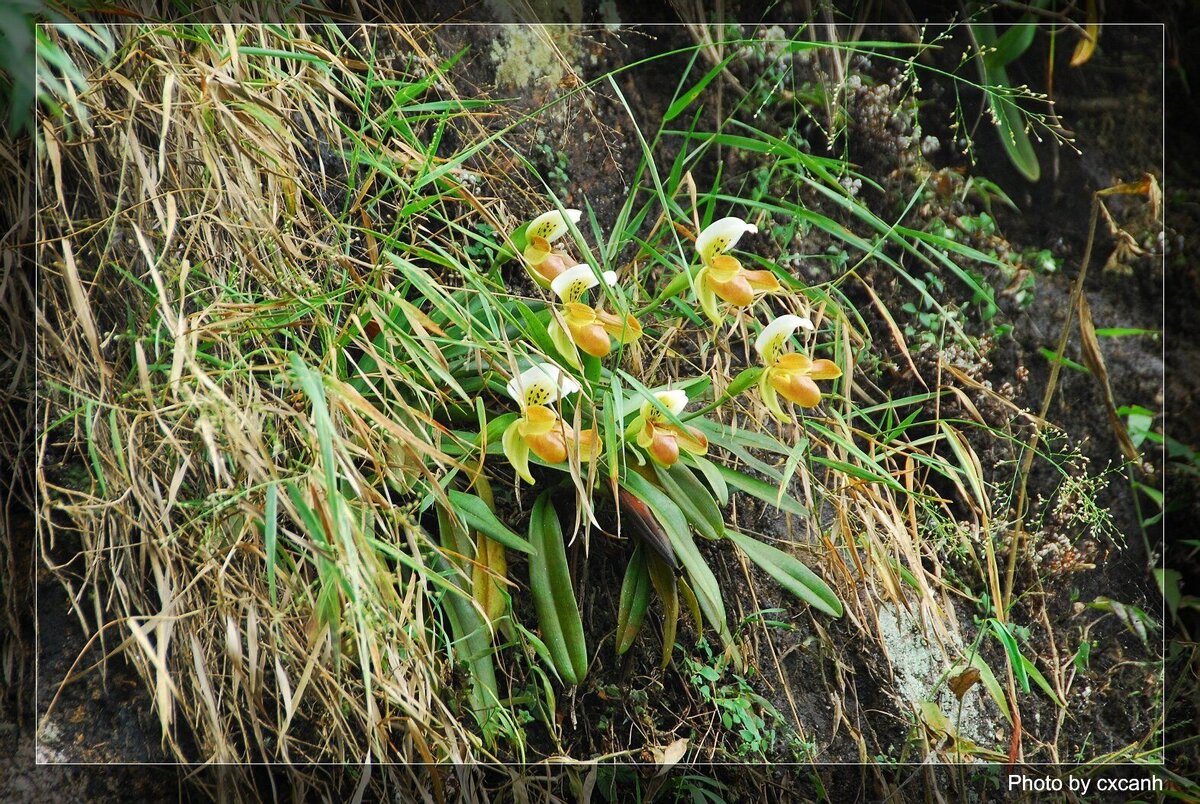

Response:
(506, 362), (580, 408)
(696, 216), (758, 265)
(551, 264), (600, 303)
(641, 388), (689, 421)
(754, 314), (814, 364)
(527, 208), (582, 243)
(656, 389), (689, 415)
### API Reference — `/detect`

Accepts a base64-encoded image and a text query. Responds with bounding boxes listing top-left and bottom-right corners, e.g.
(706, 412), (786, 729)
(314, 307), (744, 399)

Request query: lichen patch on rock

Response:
(877, 602), (999, 751)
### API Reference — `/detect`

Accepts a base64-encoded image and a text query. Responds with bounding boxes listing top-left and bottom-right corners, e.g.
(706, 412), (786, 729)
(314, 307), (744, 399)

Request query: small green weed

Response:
(683, 639), (813, 761)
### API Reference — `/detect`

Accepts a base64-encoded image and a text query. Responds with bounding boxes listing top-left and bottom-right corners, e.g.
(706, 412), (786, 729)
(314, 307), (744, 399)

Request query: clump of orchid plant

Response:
(522, 208), (582, 287)
(755, 314), (843, 419)
(694, 216), (781, 324)
(476, 203), (845, 700)
(548, 264), (642, 363)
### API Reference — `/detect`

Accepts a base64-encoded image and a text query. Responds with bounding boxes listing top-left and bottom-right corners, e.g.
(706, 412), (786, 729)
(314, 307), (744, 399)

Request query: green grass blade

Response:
(663, 52), (736, 123)
(264, 483), (279, 605)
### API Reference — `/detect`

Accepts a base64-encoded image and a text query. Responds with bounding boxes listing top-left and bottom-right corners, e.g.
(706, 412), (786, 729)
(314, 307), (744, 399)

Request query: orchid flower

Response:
(694, 216), (781, 324)
(548, 264), (642, 362)
(522, 208), (582, 288)
(754, 315), (841, 420)
(628, 389), (708, 467)
(501, 363), (596, 484)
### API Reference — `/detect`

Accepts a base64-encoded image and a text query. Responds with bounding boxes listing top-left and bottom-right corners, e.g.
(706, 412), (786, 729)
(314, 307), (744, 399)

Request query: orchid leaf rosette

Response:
(548, 264), (643, 364)
(754, 315), (843, 420)
(695, 216), (781, 324)
(522, 208), (582, 288)
(502, 362), (597, 483)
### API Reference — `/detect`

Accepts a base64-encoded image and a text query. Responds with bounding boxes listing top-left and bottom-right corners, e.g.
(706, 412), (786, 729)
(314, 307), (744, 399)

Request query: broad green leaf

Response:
(447, 490), (535, 555)
(713, 463), (809, 518)
(655, 461), (724, 541)
(727, 531), (842, 618)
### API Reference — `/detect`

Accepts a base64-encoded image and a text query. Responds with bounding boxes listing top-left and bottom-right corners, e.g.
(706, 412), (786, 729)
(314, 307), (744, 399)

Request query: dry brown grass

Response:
(33, 24), (530, 788)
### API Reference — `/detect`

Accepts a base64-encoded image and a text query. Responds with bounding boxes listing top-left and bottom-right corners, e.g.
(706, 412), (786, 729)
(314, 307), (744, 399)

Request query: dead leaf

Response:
(1070, 0), (1100, 66)
(1097, 174), (1158, 199)
(949, 666), (982, 700)
(918, 699), (951, 738)
(618, 487), (678, 571)
(653, 737), (688, 775)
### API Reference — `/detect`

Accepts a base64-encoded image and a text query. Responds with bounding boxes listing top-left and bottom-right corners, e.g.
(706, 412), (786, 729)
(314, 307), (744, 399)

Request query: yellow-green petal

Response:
(502, 419), (535, 484)
(696, 269), (722, 325)
(549, 318), (582, 369)
(759, 370), (789, 422)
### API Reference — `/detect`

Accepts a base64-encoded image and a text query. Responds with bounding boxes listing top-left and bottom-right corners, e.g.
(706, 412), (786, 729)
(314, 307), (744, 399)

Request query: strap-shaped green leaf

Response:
(529, 492), (588, 684)
(646, 550), (679, 669)
(712, 463), (809, 518)
(448, 490), (535, 555)
(655, 461), (725, 541)
(988, 618), (1029, 693)
(663, 51), (737, 122)
(616, 543), (651, 656)
(621, 470), (735, 656)
(972, 24), (1040, 182)
(683, 454), (729, 506)
(435, 508), (501, 744)
(727, 530), (842, 618)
